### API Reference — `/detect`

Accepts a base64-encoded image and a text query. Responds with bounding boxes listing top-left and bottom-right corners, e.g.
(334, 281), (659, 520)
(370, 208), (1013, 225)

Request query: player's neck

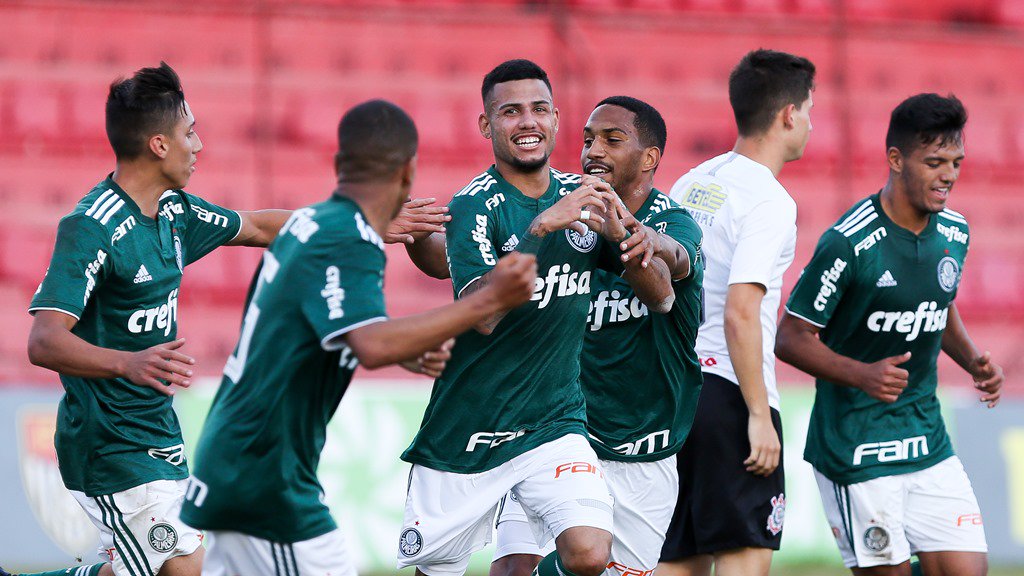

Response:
(618, 180), (653, 215)
(494, 160), (550, 199)
(879, 182), (930, 234)
(111, 164), (174, 219)
(336, 184), (395, 238)
(733, 136), (785, 178)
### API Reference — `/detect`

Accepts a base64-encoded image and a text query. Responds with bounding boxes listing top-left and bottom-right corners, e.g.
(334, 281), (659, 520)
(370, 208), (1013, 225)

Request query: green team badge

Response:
(148, 523), (178, 553)
(399, 528), (422, 557)
(863, 526), (890, 552)
(937, 256), (959, 293)
(565, 228), (597, 253)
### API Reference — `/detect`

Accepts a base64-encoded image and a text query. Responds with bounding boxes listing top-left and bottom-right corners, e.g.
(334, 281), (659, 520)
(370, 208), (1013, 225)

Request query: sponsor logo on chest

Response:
(936, 221), (968, 244)
(111, 215), (137, 244)
(853, 435), (929, 465)
(854, 226), (887, 255)
(588, 289), (648, 331)
(128, 289), (179, 336)
(532, 264), (591, 308)
(866, 301), (947, 341)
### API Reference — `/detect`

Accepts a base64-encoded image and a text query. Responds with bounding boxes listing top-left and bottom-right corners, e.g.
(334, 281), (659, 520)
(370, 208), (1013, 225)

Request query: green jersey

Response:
(786, 193), (969, 485)
(402, 166), (618, 473)
(180, 196), (388, 543)
(581, 190), (705, 462)
(29, 176), (241, 496)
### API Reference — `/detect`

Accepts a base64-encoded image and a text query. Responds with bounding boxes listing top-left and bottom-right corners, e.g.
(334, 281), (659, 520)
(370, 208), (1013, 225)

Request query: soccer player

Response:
(489, 96), (705, 576)
(177, 99), (538, 575)
(20, 63), (290, 576)
(396, 60), (671, 576)
(658, 49), (816, 576)
(776, 93), (1002, 576)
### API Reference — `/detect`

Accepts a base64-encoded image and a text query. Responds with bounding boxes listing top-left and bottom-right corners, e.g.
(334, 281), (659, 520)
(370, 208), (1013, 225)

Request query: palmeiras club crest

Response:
(399, 528), (423, 557)
(766, 493), (786, 536)
(17, 404), (100, 558)
(937, 256), (959, 293)
(565, 228), (598, 253)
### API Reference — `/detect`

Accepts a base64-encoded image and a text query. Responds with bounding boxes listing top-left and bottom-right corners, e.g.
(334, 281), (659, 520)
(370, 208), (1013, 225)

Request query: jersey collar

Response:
(871, 192), (936, 240)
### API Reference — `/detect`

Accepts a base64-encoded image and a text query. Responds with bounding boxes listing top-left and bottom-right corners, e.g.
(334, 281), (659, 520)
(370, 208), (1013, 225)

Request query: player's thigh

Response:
(711, 547), (773, 576)
(73, 479), (202, 576)
(397, 462), (515, 574)
(157, 545), (202, 576)
(203, 529), (356, 576)
(655, 556), (712, 576)
(494, 491), (555, 562)
(513, 434), (613, 548)
(849, 562), (911, 576)
(813, 468), (910, 569)
(915, 551), (987, 576)
(602, 457), (678, 573)
(903, 456), (987, 557)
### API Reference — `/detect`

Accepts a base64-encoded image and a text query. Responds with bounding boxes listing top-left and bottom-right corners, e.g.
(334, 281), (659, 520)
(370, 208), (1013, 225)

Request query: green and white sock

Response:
(18, 563), (105, 576)
(533, 552), (580, 576)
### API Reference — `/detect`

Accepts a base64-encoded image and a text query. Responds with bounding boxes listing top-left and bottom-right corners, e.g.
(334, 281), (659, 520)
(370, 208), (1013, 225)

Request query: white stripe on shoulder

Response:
(455, 173), (497, 197)
(552, 170), (582, 184)
(834, 200), (874, 233)
(159, 190), (177, 201)
(98, 199), (125, 225)
(939, 209), (968, 224)
(843, 212), (878, 237)
(85, 190), (116, 218)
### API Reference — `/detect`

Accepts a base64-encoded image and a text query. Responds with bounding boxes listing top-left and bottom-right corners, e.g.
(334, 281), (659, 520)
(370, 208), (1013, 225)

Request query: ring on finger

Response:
(579, 209), (591, 221)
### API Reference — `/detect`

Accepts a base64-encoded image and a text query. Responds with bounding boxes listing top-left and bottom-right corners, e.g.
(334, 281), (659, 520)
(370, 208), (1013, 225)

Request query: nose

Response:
(518, 109), (538, 129)
(586, 139), (605, 160)
(941, 163), (957, 183)
(193, 132), (203, 154)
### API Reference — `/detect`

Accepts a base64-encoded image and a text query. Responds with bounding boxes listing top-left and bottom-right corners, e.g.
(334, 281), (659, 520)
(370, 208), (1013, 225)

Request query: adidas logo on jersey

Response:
(501, 234), (519, 252)
(134, 264), (153, 284)
(876, 270), (897, 288)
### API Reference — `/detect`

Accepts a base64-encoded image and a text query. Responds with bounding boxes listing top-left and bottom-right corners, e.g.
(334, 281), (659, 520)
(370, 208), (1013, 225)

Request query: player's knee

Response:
(559, 537), (611, 576)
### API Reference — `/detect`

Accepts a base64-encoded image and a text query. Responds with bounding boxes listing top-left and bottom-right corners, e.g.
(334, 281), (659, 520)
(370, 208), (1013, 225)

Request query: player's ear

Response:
(149, 133), (169, 159)
(400, 155), (418, 189)
(552, 107), (559, 134)
(642, 146), (661, 174)
(887, 147), (903, 173)
(780, 103), (797, 130)
(333, 152), (343, 179)
(479, 113), (491, 139)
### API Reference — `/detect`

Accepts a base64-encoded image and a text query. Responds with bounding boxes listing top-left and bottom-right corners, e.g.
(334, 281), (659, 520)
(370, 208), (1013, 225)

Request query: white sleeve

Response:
(727, 196), (796, 288)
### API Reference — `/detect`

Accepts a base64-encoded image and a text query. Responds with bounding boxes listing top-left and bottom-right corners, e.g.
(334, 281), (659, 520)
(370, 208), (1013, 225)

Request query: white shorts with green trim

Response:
(201, 529), (356, 576)
(814, 456), (987, 568)
(70, 479), (202, 576)
(397, 433), (614, 576)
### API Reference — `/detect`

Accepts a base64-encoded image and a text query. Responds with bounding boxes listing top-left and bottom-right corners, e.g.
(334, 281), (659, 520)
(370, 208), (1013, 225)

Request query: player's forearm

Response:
(622, 257), (674, 313)
(346, 288), (506, 368)
(724, 308), (771, 417)
(406, 232), (451, 280)
(232, 209), (292, 247)
(460, 273), (510, 334)
(941, 304), (980, 372)
(28, 324), (130, 379)
(775, 316), (867, 389)
(651, 230), (690, 279)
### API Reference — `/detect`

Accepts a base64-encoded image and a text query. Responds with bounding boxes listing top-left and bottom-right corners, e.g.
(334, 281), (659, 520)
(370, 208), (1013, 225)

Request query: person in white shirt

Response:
(657, 49), (815, 576)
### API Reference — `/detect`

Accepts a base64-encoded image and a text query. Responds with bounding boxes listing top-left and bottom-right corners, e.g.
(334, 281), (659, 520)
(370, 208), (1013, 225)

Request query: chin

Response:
(511, 156), (549, 172)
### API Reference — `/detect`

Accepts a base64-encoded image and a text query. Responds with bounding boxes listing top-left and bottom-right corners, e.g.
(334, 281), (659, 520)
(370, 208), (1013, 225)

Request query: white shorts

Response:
(495, 456), (678, 575)
(202, 529), (356, 576)
(397, 433), (614, 576)
(814, 456), (987, 568)
(70, 479), (202, 576)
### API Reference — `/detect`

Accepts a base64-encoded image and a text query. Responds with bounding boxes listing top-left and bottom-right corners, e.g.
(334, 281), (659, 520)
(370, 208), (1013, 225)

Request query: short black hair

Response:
(885, 93), (967, 155)
(729, 49), (816, 137)
(481, 59), (552, 106)
(595, 96), (667, 153)
(106, 61), (187, 160)
(336, 99), (418, 182)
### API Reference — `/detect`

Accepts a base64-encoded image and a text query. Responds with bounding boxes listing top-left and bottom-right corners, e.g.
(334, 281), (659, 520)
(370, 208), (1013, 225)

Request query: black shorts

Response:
(660, 372), (786, 560)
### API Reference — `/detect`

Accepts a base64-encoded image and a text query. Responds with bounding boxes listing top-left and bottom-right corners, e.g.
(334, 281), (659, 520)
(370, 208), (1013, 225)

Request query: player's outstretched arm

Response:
(228, 209), (293, 247)
(941, 303), (1003, 407)
(28, 311), (195, 396)
(724, 283), (780, 477)
(776, 312), (912, 404)
(345, 253), (536, 368)
(404, 231), (451, 280)
(387, 198), (452, 280)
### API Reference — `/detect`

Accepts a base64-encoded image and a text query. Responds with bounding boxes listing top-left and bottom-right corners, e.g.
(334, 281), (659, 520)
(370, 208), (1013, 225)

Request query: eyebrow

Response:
(498, 99), (551, 110)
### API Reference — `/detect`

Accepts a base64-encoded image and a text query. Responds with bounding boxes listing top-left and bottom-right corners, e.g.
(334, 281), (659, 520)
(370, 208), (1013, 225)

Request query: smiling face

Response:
(893, 135), (964, 215)
(159, 100), (202, 189)
(480, 79), (558, 174)
(581, 104), (648, 193)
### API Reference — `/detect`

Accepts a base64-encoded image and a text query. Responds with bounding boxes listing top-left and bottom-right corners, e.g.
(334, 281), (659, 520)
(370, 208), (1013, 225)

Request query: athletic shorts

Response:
(70, 479), (202, 576)
(814, 455), (987, 568)
(660, 373), (785, 560)
(495, 456), (679, 575)
(397, 433), (614, 576)
(202, 529), (356, 576)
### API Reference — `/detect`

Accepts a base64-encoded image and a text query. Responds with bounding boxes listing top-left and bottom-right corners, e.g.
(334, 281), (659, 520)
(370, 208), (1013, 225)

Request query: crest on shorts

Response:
(565, 228), (598, 253)
(399, 527), (423, 557)
(863, 525), (890, 552)
(937, 256), (959, 293)
(148, 523), (178, 553)
(766, 493), (785, 536)
(16, 404), (100, 558)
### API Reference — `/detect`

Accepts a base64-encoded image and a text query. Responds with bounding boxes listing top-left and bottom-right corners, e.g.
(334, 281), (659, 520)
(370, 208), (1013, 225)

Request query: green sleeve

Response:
(444, 193), (498, 297)
(180, 192), (242, 265)
(299, 236), (388, 351)
(649, 208), (703, 281)
(785, 229), (855, 328)
(29, 215), (112, 320)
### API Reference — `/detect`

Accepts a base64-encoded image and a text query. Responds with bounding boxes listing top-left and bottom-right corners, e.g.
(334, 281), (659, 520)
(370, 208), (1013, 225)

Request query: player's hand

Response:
(530, 186), (610, 236)
(385, 198), (450, 244)
(121, 338), (195, 396)
(858, 352), (911, 403)
(485, 252), (537, 308)
(744, 413), (781, 477)
(401, 339), (454, 379)
(614, 202), (655, 269)
(968, 351), (1003, 408)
